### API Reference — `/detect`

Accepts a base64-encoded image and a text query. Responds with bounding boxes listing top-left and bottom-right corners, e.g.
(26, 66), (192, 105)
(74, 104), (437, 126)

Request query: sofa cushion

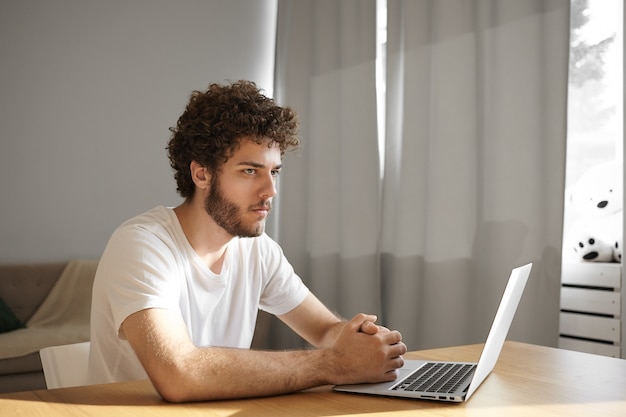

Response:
(0, 263), (65, 323)
(0, 297), (25, 333)
(0, 324), (91, 360)
(0, 352), (42, 376)
(0, 370), (46, 394)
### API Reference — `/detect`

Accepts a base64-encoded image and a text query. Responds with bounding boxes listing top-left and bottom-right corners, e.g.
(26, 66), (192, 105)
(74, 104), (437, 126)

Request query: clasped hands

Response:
(331, 313), (406, 385)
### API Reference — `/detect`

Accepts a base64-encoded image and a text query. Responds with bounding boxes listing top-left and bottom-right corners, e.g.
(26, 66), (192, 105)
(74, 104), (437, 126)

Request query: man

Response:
(88, 81), (406, 402)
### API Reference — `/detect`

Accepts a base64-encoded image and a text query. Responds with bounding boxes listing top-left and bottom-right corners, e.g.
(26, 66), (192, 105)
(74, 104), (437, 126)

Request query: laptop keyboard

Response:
(392, 363), (476, 393)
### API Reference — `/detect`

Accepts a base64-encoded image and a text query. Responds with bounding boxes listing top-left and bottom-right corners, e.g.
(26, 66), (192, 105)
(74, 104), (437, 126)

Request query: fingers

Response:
(384, 333), (407, 361)
(384, 356), (406, 379)
(358, 317), (407, 373)
(354, 314), (393, 336)
(380, 341), (406, 381)
(387, 329), (404, 346)
(369, 345), (406, 383)
(389, 339), (407, 358)
(353, 315), (404, 348)
(359, 320), (379, 335)
(349, 313), (378, 332)
(349, 313), (406, 355)
(376, 325), (391, 333)
(361, 322), (392, 335)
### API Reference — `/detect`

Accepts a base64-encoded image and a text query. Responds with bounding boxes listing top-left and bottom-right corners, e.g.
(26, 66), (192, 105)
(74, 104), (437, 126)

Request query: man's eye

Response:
(271, 170), (281, 177)
(244, 168), (256, 175)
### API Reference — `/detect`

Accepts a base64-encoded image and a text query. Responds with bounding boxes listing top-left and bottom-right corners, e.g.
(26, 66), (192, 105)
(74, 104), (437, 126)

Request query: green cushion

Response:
(0, 296), (25, 333)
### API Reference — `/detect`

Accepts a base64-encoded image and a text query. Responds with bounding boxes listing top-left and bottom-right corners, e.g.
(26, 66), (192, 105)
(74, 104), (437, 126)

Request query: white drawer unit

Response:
(558, 336), (622, 357)
(559, 312), (620, 343)
(560, 262), (621, 288)
(560, 287), (620, 316)
(559, 262), (623, 358)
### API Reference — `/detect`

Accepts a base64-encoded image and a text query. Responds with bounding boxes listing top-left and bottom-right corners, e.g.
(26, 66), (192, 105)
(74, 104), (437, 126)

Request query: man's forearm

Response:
(126, 309), (405, 403)
(151, 346), (333, 402)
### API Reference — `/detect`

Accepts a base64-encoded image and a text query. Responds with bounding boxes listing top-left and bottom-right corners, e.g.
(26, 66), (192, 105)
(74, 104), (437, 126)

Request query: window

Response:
(376, 0), (388, 175)
(563, 0), (623, 261)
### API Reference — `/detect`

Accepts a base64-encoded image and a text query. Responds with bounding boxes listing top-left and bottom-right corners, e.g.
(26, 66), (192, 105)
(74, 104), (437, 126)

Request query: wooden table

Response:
(1, 341), (625, 416)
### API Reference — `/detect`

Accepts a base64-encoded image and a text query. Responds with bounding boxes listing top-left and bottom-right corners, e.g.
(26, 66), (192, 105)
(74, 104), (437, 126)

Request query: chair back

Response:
(40, 341), (91, 389)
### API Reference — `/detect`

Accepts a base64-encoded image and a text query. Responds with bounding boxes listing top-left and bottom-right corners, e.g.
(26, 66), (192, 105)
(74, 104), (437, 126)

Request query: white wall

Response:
(0, 0), (277, 263)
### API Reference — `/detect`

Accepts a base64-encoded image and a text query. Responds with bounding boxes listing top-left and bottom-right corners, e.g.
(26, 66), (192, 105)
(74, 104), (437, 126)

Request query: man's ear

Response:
(190, 161), (210, 190)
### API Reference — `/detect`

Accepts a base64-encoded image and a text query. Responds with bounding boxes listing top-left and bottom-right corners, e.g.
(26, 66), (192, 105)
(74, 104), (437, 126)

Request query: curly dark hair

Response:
(167, 80), (300, 198)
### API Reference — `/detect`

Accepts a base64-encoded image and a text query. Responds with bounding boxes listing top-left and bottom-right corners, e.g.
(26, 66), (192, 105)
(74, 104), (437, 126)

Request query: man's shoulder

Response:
(117, 206), (174, 228)
(111, 206), (178, 241)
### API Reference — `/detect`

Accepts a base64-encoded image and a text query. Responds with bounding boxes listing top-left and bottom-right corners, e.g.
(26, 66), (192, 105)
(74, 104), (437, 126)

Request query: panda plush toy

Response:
(565, 161), (623, 263)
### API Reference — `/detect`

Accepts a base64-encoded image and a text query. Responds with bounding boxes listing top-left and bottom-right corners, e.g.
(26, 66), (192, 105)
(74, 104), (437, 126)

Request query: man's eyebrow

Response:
(237, 161), (283, 169)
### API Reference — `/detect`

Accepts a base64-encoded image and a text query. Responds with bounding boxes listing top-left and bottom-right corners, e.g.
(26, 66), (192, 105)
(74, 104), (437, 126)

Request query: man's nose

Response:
(259, 173), (277, 199)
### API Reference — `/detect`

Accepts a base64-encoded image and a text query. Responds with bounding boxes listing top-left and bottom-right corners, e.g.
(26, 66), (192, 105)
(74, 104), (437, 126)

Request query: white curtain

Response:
(271, 0), (570, 351)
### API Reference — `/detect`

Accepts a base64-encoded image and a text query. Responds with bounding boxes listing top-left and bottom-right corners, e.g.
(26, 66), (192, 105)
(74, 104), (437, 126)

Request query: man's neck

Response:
(173, 200), (232, 274)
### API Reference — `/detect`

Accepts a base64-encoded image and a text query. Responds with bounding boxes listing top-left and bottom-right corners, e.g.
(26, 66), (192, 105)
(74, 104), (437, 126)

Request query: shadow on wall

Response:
(380, 220), (559, 350)
(471, 220), (560, 347)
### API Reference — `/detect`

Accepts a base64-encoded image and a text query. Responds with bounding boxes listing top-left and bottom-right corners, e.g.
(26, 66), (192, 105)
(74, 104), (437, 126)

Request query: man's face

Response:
(204, 139), (281, 237)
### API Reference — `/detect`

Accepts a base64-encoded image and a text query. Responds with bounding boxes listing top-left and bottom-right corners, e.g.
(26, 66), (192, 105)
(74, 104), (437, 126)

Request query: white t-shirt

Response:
(88, 206), (309, 384)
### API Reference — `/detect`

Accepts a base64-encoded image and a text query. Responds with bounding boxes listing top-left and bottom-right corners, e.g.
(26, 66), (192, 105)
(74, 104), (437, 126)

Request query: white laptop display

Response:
(333, 263), (532, 403)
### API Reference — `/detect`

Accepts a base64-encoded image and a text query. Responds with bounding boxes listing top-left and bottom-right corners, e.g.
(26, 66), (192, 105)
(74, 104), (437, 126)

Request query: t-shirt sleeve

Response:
(97, 224), (182, 338)
(256, 235), (310, 316)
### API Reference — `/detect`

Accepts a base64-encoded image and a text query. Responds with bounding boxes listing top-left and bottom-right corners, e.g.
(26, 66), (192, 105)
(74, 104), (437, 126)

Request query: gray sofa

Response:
(0, 261), (97, 393)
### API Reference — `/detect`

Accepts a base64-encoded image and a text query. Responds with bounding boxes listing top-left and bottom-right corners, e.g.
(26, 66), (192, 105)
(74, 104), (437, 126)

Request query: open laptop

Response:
(333, 263), (532, 403)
